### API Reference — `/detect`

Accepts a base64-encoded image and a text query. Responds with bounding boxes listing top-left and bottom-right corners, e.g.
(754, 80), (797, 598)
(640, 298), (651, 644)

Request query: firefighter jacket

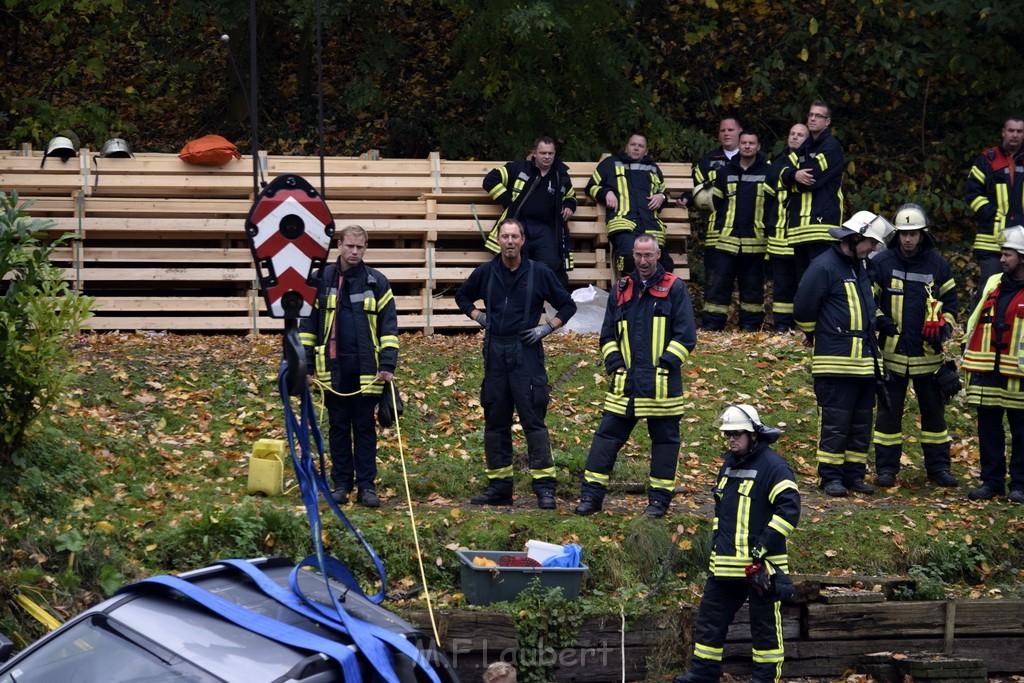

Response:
(964, 145), (1024, 254)
(793, 244), (878, 377)
(454, 255), (576, 338)
(871, 237), (958, 376)
(586, 152), (669, 244)
(299, 261), (399, 397)
(691, 146), (734, 250)
(482, 158), (577, 256)
(766, 152), (798, 257)
(963, 273), (1024, 379)
(599, 263), (697, 417)
(708, 440), (800, 578)
(710, 151), (774, 255)
(779, 127), (845, 245)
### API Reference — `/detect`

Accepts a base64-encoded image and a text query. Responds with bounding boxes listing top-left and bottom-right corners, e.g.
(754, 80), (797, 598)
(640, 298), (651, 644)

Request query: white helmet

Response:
(714, 404), (783, 443)
(892, 203), (928, 231)
(829, 210), (894, 245)
(716, 405), (761, 432)
(1001, 225), (1024, 256)
(692, 184), (714, 212)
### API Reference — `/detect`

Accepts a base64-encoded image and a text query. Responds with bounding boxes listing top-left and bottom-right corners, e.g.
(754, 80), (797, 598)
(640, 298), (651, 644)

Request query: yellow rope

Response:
(308, 376), (441, 647)
(390, 385), (441, 647)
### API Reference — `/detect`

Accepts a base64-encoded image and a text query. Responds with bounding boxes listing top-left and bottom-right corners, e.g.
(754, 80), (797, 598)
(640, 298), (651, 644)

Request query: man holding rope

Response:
(300, 224), (400, 508)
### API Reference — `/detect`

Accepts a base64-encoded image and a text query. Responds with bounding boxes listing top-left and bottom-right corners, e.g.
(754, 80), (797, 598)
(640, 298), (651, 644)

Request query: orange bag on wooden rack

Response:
(179, 134), (242, 166)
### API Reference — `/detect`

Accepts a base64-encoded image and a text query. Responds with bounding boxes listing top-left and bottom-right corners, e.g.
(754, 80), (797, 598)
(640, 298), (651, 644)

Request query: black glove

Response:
(520, 322), (554, 345)
(474, 312), (488, 329)
(745, 562), (772, 597)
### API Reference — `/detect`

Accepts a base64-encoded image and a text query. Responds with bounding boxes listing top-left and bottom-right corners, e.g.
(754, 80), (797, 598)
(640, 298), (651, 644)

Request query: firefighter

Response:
(701, 129), (774, 332)
(586, 133), (674, 275)
(672, 405), (800, 683)
(482, 135), (576, 289)
(456, 219), (577, 509)
(574, 233), (697, 518)
(779, 101), (845, 282)
(794, 210), (894, 497)
(962, 225), (1024, 503)
(766, 123), (809, 333)
(872, 203), (959, 488)
(299, 225), (399, 507)
(964, 116), (1024, 286)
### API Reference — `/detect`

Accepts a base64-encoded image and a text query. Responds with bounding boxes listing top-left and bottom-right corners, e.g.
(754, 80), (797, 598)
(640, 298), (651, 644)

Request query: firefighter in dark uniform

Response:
(962, 224), (1024, 504)
(586, 133), (673, 275)
(794, 210), (893, 497)
(871, 203), (959, 489)
(702, 130), (774, 332)
(677, 116), (743, 282)
(456, 219), (577, 509)
(778, 101), (844, 281)
(766, 123), (809, 333)
(964, 117), (1024, 285)
(482, 135), (577, 289)
(300, 225), (399, 508)
(574, 233), (697, 518)
(673, 405), (800, 683)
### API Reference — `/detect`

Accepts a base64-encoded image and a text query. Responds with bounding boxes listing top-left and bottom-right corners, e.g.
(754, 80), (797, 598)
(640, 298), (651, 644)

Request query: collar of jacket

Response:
(723, 150), (770, 173)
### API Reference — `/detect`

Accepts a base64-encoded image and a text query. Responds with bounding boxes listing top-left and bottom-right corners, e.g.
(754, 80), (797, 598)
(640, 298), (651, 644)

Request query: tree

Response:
(0, 191), (94, 463)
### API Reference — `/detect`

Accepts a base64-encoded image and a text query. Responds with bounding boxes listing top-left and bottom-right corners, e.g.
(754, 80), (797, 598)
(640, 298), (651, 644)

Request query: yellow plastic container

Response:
(247, 439), (286, 496)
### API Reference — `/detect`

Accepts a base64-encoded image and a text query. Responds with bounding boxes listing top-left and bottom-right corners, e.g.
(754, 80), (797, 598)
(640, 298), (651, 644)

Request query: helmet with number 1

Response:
(892, 203), (929, 231)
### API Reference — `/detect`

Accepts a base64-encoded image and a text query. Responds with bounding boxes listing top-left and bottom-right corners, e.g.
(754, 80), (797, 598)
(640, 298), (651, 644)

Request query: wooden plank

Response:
(805, 602), (946, 639)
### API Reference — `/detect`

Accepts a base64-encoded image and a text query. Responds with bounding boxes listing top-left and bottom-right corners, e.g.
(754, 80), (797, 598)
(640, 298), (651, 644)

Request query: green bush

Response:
(0, 191), (93, 463)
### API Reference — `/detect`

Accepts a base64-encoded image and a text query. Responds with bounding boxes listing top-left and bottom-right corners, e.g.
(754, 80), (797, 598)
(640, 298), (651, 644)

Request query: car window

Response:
(0, 615), (219, 683)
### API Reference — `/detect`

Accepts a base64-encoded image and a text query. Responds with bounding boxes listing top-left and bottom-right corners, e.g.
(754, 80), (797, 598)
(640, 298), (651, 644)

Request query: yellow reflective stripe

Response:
(649, 476), (675, 491)
(651, 316), (666, 362)
(815, 152), (828, 171)
(379, 334), (399, 350)
(969, 165), (987, 183)
(735, 482), (751, 554)
(616, 165), (630, 217)
(530, 467), (556, 479)
(920, 429), (951, 444)
(768, 514), (794, 537)
(666, 340), (688, 363)
(486, 466), (514, 479)
(816, 450), (845, 465)
(693, 643), (724, 662)
(601, 340), (619, 360)
(846, 449), (868, 464)
(618, 320), (631, 366)
(767, 479), (798, 503)
(584, 470), (609, 486)
(873, 431), (902, 446)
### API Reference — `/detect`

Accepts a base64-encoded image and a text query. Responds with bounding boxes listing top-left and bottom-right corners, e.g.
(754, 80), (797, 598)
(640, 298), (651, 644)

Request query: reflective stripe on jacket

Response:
(586, 153), (668, 242)
(709, 441), (800, 578)
(793, 244), (877, 377)
(963, 273), (1024, 377)
(964, 146), (1024, 254)
(298, 262), (399, 395)
(599, 265), (697, 417)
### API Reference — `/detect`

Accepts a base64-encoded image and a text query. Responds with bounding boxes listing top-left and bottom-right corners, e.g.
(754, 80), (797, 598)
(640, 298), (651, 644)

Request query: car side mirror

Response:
(0, 633), (13, 662)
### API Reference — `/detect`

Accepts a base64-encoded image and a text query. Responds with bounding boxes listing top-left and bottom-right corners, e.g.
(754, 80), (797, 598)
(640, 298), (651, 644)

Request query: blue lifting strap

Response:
(125, 574), (364, 682)
(215, 559), (441, 683)
(278, 365), (389, 605)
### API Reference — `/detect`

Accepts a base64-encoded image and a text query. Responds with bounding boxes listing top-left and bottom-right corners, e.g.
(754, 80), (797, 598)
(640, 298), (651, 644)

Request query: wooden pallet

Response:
(3, 150), (693, 332)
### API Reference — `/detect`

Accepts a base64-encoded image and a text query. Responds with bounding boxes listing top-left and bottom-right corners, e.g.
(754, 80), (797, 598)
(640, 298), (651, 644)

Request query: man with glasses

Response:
(575, 233), (697, 518)
(779, 101), (846, 280)
(673, 404), (799, 683)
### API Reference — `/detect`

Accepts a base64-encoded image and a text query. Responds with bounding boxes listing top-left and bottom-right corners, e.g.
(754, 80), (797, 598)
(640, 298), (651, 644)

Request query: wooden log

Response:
(805, 599), (1024, 640)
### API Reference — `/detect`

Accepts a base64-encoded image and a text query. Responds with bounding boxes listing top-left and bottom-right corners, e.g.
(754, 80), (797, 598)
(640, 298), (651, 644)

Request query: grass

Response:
(2, 328), (1023, 655)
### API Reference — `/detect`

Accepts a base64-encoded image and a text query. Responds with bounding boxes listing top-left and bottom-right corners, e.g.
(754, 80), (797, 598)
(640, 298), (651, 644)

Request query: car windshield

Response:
(0, 614), (219, 683)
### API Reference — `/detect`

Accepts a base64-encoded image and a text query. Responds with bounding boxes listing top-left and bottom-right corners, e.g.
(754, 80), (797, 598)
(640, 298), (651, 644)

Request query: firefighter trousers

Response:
(874, 372), (951, 476)
(581, 411), (680, 504)
(814, 376), (874, 485)
(686, 577), (784, 683)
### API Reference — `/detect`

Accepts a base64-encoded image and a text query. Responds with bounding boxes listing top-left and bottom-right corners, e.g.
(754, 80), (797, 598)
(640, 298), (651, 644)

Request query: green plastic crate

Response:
(455, 550), (588, 606)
